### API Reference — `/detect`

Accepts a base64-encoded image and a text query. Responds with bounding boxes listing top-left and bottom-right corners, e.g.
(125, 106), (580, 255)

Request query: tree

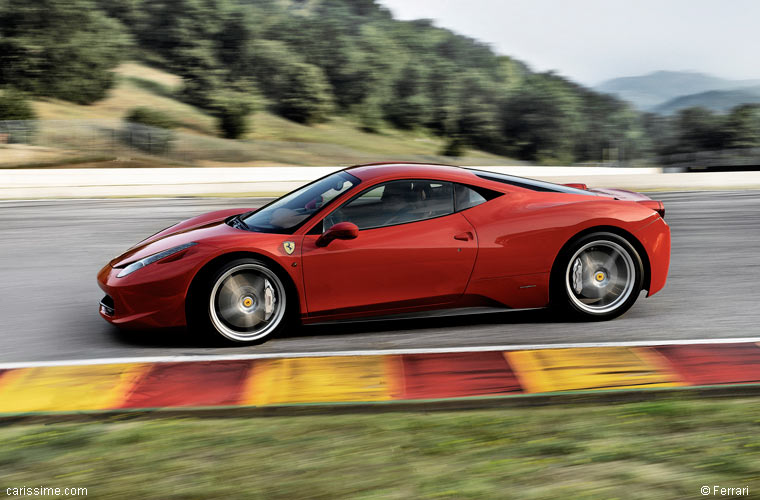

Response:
(175, 47), (226, 109)
(0, 88), (36, 121)
(670, 107), (727, 153)
(249, 40), (302, 101)
(452, 73), (503, 153)
(385, 65), (431, 129)
(0, 0), (129, 104)
(355, 95), (386, 133)
(501, 74), (582, 163)
(248, 41), (332, 124)
(641, 112), (674, 157)
(212, 89), (258, 139)
(574, 91), (645, 163)
(125, 107), (175, 129)
(18, 0), (659, 162)
(725, 104), (760, 149)
(425, 60), (459, 135)
(0, 87), (37, 143)
(441, 137), (466, 157)
(94, 0), (143, 30)
(215, 8), (256, 81)
(136, 0), (230, 67)
(276, 63), (333, 124)
(135, 0), (238, 109)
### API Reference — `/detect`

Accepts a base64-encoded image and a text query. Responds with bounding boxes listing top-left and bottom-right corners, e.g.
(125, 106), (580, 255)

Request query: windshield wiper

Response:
(228, 214), (250, 230)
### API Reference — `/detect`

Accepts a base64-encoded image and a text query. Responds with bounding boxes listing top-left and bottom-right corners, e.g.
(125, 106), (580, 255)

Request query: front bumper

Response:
(96, 261), (196, 329)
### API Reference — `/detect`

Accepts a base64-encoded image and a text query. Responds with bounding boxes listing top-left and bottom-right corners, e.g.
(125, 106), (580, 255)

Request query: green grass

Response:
(21, 62), (515, 168)
(4, 397), (760, 499)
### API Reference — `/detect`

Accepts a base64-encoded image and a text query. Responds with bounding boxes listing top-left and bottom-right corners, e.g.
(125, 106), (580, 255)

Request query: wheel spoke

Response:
(236, 307), (265, 328)
(602, 252), (617, 271)
(581, 252), (596, 273)
(581, 279), (604, 298)
(249, 275), (266, 300)
(221, 274), (248, 295)
(606, 274), (627, 295)
(219, 303), (245, 324)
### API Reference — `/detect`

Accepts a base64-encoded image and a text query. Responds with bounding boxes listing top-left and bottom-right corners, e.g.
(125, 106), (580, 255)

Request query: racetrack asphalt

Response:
(0, 190), (758, 363)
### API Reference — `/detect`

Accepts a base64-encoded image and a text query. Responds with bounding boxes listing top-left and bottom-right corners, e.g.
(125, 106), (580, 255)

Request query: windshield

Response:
(242, 171), (360, 233)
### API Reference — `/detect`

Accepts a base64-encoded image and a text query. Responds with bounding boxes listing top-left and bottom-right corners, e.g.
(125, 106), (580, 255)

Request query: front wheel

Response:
(552, 232), (644, 320)
(200, 258), (291, 343)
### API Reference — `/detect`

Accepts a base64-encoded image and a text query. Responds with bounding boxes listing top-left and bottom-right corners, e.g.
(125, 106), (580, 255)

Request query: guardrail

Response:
(5, 165), (760, 199)
(662, 148), (760, 172)
(0, 165), (670, 199)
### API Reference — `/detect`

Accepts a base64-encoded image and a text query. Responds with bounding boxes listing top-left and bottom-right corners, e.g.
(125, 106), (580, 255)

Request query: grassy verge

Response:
(3, 397), (760, 499)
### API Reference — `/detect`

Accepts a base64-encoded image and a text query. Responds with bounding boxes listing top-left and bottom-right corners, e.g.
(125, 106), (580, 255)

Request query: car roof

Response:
(344, 162), (481, 184)
(343, 162), (605, 197)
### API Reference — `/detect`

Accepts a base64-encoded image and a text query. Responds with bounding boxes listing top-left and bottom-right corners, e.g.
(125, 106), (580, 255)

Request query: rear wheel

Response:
(199, 258), (291, 343)
(553, 232), (643, 320)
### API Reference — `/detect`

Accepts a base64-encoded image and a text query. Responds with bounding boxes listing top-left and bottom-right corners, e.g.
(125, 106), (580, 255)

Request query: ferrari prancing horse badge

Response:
(283, 241), (296, 255)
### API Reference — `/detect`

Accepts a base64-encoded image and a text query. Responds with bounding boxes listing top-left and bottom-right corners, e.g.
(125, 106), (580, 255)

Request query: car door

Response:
(300, 179), (478, 317)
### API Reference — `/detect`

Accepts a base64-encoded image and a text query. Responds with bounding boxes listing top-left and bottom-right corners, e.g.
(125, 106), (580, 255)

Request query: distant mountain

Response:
(654, 86), (760, 114)
(594, 71), (760, 111)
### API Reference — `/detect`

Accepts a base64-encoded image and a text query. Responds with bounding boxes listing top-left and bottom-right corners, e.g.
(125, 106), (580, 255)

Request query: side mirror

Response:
(316, 222), (359, 248)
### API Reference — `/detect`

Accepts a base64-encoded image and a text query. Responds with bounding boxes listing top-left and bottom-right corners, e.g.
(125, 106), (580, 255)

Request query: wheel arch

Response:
(550, 225), (651, 296)
(185, 251), (301, 326)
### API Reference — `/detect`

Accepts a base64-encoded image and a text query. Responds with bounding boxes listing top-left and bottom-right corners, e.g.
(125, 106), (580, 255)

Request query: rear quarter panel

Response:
(460, 190), (660, 308)
(633, 217), (671, 296)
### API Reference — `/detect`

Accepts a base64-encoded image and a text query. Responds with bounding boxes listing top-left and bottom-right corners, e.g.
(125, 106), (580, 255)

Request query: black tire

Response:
(189, 258), (294, 344)
(551, 232), (644, 321)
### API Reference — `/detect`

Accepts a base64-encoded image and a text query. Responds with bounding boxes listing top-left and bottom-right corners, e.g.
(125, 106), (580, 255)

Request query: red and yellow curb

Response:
(2, 343), (760, 415)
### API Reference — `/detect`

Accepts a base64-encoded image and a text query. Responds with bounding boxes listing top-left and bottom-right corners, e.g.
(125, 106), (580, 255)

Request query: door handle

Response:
(454, 231), (473, 241)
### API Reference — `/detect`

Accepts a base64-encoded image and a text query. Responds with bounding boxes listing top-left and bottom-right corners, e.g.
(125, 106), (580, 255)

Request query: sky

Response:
(378, 0), (760, 86)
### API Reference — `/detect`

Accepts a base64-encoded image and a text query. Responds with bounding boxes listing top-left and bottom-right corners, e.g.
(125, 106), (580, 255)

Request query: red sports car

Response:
(98, 162), (670, 344)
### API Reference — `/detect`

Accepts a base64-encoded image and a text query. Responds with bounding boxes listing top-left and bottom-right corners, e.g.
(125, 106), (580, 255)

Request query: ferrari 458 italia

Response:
(98, 163), (670, 343)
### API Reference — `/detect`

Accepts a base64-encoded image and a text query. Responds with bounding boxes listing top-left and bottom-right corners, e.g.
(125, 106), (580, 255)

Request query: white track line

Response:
(1, 337), (759, 370)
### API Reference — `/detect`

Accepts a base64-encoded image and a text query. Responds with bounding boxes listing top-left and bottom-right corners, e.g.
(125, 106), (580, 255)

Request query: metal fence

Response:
(14, 119), (760, 170)
(661, 148), (760, 172)
(0, 119), (297, 165)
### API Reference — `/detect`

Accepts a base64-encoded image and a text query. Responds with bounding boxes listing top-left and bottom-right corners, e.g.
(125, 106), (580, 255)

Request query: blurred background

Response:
(3, 0), (760, 170)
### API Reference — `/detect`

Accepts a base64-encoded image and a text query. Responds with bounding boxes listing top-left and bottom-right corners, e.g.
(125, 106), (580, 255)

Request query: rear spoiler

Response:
(636, 200), (665, 219)
(563, 183), (588, 190)
(563, 183), (665, 218)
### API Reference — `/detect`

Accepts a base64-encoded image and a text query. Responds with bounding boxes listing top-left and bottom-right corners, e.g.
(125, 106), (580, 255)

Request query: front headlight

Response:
(116, 242), (198, 278)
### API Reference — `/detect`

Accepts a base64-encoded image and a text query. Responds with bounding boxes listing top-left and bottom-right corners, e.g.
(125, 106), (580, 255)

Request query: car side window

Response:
(455, 184), (488, 211)
(324, 180), (455, 230)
